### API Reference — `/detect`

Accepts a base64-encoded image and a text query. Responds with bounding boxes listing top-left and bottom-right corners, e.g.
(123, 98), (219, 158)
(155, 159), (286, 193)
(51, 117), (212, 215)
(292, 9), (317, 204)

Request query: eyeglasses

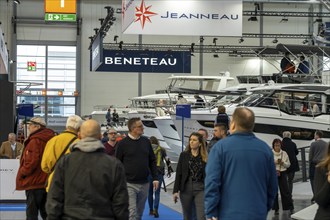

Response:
(108, 132), (116, 135)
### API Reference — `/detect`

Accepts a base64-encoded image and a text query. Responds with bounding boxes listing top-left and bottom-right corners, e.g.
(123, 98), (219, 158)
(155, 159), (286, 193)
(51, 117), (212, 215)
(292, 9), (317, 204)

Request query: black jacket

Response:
(282, 137), (300, 172)
(46, 138), (129, 220)
(314, 166), (330, 220)
(173, 151), (206, 193)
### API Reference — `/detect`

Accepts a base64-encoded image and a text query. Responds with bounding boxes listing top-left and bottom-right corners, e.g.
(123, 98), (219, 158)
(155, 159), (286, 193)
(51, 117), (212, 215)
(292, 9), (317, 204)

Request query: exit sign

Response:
(45, 13), (76, 22)
(27, 61), (36, 71)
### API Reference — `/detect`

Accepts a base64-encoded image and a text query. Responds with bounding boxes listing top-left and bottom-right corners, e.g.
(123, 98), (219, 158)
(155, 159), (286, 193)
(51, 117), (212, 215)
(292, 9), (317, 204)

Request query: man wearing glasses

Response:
(116, 117), (159, 220)
(104, 128), (118, 156)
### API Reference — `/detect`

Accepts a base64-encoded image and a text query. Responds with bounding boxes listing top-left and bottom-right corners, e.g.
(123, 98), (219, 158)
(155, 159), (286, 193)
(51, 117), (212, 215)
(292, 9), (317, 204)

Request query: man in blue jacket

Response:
(205, 107), (278, 220)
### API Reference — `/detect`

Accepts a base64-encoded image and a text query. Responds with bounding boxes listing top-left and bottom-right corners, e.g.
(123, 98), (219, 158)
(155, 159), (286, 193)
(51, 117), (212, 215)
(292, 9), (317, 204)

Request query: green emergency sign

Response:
(45, 13), (76, 22)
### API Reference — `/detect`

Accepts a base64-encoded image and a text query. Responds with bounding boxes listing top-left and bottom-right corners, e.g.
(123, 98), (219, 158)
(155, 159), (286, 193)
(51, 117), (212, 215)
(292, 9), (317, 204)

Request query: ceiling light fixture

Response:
(248, 3), (259, 22)
(213, 38), (218, 46)
(280, 16), (288, 23)
(314, 18), (323, 23)
(302, 39), (309, 44)
(272, 38), (278, 44)
(114, 35), (118, 43)
(190, 43), (195, 53)
(119, 41), (123, 50)
(238, 37), (244, 43)
(248, 16), (258, 22)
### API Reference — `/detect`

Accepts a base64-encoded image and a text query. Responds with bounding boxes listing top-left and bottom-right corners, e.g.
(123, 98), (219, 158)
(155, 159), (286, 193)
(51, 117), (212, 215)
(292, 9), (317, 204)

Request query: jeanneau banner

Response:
(123, 0), (242, 36)
(95, 50), (191, 73)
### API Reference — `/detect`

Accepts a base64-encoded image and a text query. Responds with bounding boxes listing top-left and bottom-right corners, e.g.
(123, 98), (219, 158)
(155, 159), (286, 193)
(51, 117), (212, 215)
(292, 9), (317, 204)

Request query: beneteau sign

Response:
(95, 50), (191, 73)
(122, 0), (242, 36)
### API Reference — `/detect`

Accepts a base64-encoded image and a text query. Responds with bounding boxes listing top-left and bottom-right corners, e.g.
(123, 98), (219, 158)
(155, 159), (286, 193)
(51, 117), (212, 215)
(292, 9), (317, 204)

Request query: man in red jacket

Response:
(16, 117), (55, 220)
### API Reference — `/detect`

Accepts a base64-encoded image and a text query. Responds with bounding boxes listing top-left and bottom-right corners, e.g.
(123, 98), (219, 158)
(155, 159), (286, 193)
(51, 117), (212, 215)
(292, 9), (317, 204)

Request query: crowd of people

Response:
(0, 106), (330, 220)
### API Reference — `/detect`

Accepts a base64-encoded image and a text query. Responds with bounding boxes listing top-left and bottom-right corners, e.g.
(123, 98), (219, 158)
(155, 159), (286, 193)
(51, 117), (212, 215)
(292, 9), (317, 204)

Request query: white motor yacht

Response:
(171, 84), (330, 148)
(127, 74), (235, 160)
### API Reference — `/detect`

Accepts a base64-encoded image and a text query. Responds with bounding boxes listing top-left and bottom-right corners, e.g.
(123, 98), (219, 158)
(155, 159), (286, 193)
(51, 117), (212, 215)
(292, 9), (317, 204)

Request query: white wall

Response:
(0, 0), (326, 116)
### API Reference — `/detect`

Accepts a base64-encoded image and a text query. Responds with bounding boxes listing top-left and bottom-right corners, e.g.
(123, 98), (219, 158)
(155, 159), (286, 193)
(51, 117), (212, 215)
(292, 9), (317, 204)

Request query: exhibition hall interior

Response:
(0, 0), (330, 219)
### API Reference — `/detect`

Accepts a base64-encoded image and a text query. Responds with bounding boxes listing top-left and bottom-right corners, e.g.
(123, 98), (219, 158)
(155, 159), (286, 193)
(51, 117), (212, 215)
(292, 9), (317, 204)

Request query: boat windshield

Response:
(237, 90), (272, 107)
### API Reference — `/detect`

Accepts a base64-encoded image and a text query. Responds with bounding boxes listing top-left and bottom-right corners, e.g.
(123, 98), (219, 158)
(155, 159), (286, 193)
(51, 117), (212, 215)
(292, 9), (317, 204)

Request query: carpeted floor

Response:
(142, 203), (182, 220)
(0, 202), (183, 220)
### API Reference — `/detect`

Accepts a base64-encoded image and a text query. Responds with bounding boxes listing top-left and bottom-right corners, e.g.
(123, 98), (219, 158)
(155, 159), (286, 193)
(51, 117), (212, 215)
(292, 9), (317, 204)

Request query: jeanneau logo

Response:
(135, 0), (157, 29)
(160, 11), (239, 20)
(134, 0), (239, 29)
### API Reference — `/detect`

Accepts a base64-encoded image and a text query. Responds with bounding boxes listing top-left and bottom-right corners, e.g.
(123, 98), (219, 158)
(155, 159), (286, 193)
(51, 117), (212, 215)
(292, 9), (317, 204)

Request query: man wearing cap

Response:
(16, 117), (55, 220)
(41, 115), (83, 192)
(0, 133), (23, 159)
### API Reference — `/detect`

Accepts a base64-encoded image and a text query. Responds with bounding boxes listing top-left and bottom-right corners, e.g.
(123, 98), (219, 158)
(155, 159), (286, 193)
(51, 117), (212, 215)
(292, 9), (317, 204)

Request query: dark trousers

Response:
(309, 162), (316, 194)
(286, 171), (295, 194)
(25, 189), (47, 220)
(273, 171), (294, 211)
(180, 178), (205, 220)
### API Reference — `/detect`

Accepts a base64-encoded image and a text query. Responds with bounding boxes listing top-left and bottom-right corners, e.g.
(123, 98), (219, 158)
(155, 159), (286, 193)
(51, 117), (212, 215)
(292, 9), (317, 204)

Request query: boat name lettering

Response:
(160, 11), (239, 20)
(104, 57), (177, 66)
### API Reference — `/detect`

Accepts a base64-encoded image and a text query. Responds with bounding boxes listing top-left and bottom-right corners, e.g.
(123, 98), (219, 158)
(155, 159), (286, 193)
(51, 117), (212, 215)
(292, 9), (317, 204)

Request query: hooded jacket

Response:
(41, 130), (79, 192)
(16, 127), (55, 190)
(46, 137), (129, 220)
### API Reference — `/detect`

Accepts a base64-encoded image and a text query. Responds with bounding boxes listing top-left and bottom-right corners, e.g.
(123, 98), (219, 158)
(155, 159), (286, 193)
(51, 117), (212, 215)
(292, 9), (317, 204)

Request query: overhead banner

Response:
(123, 0), (242, 36)
(90, 33), (103, 71)
(94, 50), (191, 73)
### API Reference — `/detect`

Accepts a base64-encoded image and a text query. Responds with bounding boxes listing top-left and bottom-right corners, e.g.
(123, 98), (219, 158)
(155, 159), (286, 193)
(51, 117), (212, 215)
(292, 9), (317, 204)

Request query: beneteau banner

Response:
(95, 50), (191, 73)
(123, 0), (242, 36)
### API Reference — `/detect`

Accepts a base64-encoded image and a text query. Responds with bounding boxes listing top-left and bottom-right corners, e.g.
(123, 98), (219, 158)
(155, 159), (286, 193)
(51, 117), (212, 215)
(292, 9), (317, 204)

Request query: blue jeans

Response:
(148, 174), (163, 210)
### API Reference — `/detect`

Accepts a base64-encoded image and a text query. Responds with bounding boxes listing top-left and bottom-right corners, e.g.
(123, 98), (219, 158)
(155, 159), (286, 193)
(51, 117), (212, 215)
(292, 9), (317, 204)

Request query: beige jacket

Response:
(0, 141), (24, 159)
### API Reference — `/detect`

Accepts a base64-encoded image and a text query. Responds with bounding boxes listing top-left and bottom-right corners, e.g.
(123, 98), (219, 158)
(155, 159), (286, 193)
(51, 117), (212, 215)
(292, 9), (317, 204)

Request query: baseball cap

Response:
(27, 117), (46, 127)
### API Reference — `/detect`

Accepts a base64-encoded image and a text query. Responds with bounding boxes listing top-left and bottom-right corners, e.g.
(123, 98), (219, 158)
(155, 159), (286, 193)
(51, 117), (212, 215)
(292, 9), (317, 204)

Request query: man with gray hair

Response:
(281, 131), (299, 194)
(0, 133), (23, 159)
(46, 119), (128, 219)
(41, 115), (83, 192)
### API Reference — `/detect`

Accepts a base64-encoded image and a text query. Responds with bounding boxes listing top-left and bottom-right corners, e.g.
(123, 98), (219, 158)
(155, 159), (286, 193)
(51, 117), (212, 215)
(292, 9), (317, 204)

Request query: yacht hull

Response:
(172, 107), (330, 148)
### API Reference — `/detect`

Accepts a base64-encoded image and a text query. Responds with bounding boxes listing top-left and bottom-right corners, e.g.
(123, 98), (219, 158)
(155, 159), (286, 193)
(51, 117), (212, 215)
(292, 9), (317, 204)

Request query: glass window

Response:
(16, 45), (77, 117)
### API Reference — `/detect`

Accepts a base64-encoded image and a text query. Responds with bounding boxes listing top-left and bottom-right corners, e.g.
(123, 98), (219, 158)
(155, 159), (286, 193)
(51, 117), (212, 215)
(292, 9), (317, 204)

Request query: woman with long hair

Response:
(147, 136), (173, 218)
(272, 138), (294, 215)
(314, 142), (330, 219)
(173, 132), (208, 220)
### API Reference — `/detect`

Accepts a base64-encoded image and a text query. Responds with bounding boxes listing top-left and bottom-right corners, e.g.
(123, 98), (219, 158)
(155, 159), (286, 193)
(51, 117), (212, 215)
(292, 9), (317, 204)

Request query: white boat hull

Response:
(172, 106), (330, 148)
(153, 116), (184, 157)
